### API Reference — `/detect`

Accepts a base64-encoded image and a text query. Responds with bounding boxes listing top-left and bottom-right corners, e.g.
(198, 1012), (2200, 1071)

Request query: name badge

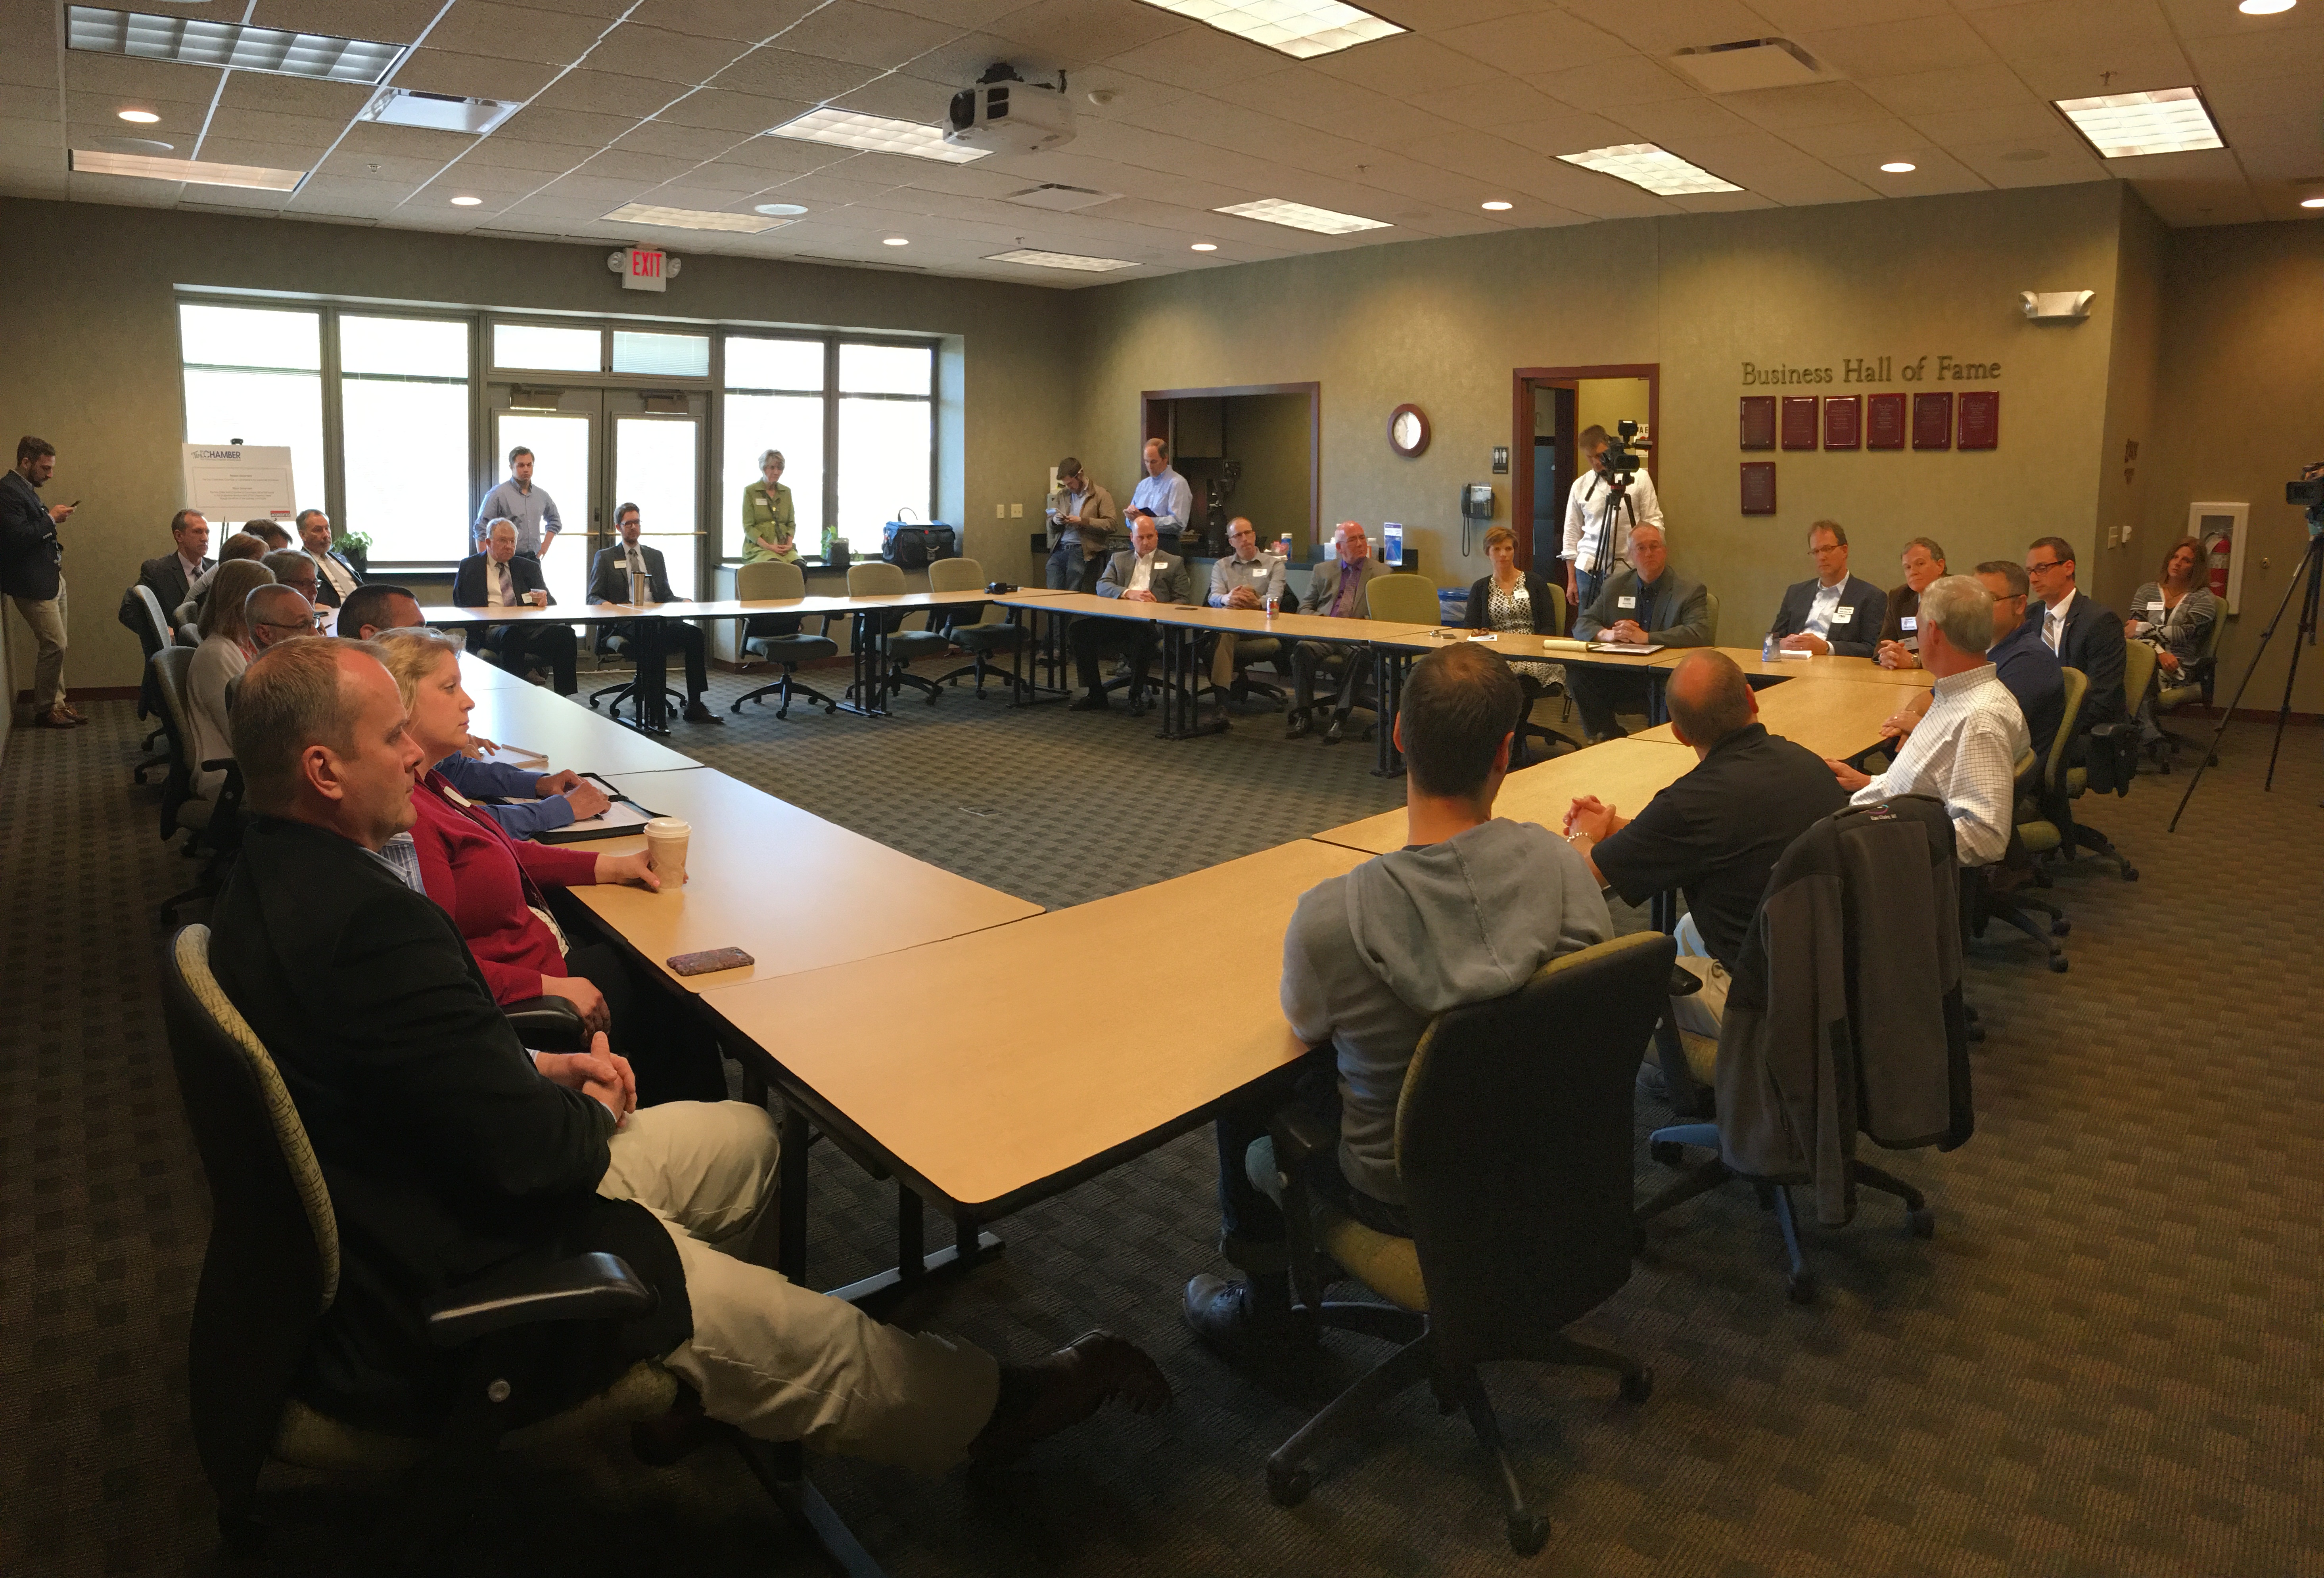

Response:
(2148, 601), (2164, 614)
(1833, 606), (1855, 623)
(614, 557), (628, 570)
(1900, 615), (1917, 632)
(1616, 595), (1636, 609)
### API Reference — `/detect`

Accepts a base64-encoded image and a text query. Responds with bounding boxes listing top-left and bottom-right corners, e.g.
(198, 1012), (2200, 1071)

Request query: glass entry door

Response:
(486, 387), (709, 609)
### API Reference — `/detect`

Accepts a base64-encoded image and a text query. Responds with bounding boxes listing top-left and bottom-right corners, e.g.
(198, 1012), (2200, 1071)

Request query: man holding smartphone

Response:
(1, 436), (81, 728)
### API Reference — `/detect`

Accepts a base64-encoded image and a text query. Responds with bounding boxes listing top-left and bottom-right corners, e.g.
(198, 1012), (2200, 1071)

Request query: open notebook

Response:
(507, 772), (661, 844)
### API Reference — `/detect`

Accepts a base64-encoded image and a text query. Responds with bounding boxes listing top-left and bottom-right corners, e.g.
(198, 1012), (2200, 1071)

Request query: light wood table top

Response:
(1702, 645), (1935, 687)
(1630, 678), (1906, 761)
(702, 839), (1367, 1214)
(422, 588), (1036, 626)
(1311, 737), (1697, 855)
(578, 768), (1043, 994)
(456, 678), (703, 775)
(1370, 626), (1676, 666)
(996, 590), (1442, 647)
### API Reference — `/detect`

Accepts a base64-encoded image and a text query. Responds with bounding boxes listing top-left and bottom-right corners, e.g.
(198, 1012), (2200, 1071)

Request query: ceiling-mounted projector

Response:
(947, 63), (1075, 154)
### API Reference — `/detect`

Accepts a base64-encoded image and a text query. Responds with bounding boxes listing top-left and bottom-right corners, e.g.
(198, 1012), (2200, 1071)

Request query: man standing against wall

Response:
(1125, 439), (1192, 559)
(1045, 456), (1119, 593)
(472, 446), (562, 559)
(1, 436), (81, 728)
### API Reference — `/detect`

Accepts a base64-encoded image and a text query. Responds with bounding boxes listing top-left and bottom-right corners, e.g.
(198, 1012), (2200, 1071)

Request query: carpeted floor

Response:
(4, 662), (2320, 1578)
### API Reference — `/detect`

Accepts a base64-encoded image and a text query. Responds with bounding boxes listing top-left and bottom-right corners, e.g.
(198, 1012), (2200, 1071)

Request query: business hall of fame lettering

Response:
(1738, 356), (2003, 387)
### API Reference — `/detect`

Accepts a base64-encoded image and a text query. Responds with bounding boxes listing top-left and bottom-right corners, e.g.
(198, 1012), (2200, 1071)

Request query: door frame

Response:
(485, 384), (714, 599)
(1511, 364), (1659, 574)
(1140, 381), (1321, 550)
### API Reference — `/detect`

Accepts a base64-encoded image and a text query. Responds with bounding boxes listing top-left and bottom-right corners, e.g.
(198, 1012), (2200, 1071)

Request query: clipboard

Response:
(524, 773), (663, 844)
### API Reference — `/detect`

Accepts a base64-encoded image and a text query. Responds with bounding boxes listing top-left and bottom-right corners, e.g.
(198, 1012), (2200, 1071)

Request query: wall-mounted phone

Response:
(1459, 483), (1495, 557)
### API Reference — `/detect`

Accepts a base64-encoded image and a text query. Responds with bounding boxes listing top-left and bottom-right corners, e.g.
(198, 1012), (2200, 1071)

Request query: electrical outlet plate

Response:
(1011, 503), (1023, 517)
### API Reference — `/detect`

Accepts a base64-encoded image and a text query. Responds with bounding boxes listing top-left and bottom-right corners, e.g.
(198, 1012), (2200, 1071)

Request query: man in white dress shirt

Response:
(1561, 425), (1663, 613)
(1826, 575), (2027, 868)
(1125, 438), (1193, 558)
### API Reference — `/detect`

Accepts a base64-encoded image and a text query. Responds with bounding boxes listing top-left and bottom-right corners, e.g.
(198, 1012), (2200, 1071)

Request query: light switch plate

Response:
(1011, 502), (1023, 517)
(994, 503), (1005, 518)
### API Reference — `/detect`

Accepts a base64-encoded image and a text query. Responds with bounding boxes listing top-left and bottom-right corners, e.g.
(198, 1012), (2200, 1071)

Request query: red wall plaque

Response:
(1824, 394), (1861, 450)
(1958, 390), (1999, 450)
(1780, 396), (1819, 450)
(1912, 391), (1954, 450)
(1866, 392), (1906, 450)
(1741, 461), (1776, 515)
(1740, 395), (1776, 451)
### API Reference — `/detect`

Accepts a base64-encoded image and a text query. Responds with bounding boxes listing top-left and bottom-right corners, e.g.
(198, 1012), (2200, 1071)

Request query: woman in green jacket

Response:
(741, 450), (800, 563)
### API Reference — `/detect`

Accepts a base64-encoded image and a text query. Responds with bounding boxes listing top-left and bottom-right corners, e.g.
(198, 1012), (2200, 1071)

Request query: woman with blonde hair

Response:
(185, 557), (274, 799)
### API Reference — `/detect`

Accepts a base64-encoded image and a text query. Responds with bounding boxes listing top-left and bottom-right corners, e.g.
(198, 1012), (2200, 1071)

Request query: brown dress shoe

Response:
(34, 705), (81, 729)
(56, 701), (89, 722)
(967, 1331), (1172, 1466)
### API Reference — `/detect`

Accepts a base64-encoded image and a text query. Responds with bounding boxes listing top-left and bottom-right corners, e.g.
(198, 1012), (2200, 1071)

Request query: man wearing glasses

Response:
(2023, 535), (2125, 737)
(245, 583), (320, 653)
(1876, 560), (2063, 765)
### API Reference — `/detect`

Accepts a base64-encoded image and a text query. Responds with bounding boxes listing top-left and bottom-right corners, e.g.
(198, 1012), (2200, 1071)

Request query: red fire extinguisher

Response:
(2206, 532), (2231, 599)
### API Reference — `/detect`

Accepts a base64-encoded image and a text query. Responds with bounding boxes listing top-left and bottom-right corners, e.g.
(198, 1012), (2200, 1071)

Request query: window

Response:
(612, 330), (709, 377)
(340, 315), (470, 564)
(179, 304), (325, 517)
(722, 336), (824, 560)
(493, 322), (600, 371)
(837, 342), (934, 548)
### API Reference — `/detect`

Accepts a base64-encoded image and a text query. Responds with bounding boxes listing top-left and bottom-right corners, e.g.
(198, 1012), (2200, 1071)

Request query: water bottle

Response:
(1762, 632), (1777, 662)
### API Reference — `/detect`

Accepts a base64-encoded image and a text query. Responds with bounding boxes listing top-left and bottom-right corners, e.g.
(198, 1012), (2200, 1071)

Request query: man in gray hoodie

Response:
(1186, 641), (1614, 1355)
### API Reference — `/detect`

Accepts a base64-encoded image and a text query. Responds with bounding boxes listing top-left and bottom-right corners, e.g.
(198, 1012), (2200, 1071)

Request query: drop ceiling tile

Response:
(1521, 54), (1700, 114)
(529, 68), (688, 121)
(214, 71), (374, 120)
(983, 0), (1185, 65)
(423, 3), (618, 67)
(2206, 112), (2320, 180)
(1854, 62), (2036, 120)
(426, 162), (547, 193)
(854, 0), (1034, 28)
(890, 161), (1025, 197)
(711, 133), (851, 174)
(758, 170), (921, 206)
(2184, 27), (2324, 86)
(0, 115), (58, 149)
(892, 29), (1066, 91)
(1944, 134), (2106, 188)
(663, 157), (800, 190)
(708, 47), (884, 104)
(193, 138), (329, 172)
(493, 105), (641, 147)
(1774, 117), (1931, 161)
(1098, 25), (1282, 91)
(1397, 77), (1574, 132)
(498, 0), (633, 18)
(770, 2), (968, 71)
(2011, 47), (2210, 107)
(588, 23), (754, 84)
(331, 119), (479, 163)
(1310, 35), (1502, 97)
(1960, 0), (2179, 68)
(1495, 111), (1655, 158)
(1614, 93), (1769, 149)
(249, 0), (443, 36)
(1746, 0), (1952, 29)
(461, 135), (598, 173)
(1793, 15), (1999, 79)
(1833, 148), (1988, 196)
(531, 169), (656, 202)
(612, 118), (750, 160)
(1695, 140), (1877, 206)
(0, 50), (54, 90)
(1593, 0), (1794, 58)
(2125, 174), (2265, 224)
(823, 72), (957, 121)
(654, 88), (805, 134)
(390, 49), (561, 103)
(63, 53), (223, 107)
(564, 147), (702, 182)
(1430, 9), (1632, 76)
(0, 83), (54, 122)
(313, 148), (448, 185)
(2154, 0), (2314, 41)
(290, 175), (411, 210)
(1722, 81), (1894, 133)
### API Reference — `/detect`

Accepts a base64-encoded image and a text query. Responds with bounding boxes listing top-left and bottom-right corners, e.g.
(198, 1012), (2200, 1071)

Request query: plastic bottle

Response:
(1762, 632), (1778, 662)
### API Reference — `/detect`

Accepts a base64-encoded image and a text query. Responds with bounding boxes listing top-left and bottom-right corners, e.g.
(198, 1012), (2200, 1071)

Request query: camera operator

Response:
(1561, 423), (1663, 614)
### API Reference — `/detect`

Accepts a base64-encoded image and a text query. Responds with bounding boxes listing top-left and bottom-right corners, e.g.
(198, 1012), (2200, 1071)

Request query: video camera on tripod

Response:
(1599, 419), (1645, 489)
(2286, 462), (2324, 535)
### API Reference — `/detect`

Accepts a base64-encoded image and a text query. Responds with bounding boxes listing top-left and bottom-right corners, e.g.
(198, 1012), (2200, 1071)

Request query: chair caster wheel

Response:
(775, 706), (792, 719)
(1620, 1366), (1654, 1404)
(1649, 1141), (1684, 1168)
(2051, 919), (2070, 936)
(1786, 1273), (1816, 1305)
(1908, 1207), (1935, 1239)
(824, 704), (838, 714)
(1266, 1463), (1311, 1507)
(2122, 867), (2139, 882)
(2049, 955), (2069, 974)
(1505, 1512), (1550, 1556)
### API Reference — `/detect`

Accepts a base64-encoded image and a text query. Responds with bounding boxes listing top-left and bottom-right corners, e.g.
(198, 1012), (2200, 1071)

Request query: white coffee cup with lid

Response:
(644, 817), (690, 886)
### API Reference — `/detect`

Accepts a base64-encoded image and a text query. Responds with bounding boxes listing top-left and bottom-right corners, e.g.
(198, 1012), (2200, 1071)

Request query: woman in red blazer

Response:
(375, 628), (726, 1104)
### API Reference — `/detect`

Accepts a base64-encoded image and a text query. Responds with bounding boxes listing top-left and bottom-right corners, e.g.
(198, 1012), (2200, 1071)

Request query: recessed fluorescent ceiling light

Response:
(1480, 199), (1512, 210)
(1214, 197), (1388, 234)
(1130, 0), (1402, 60)
(68, 6), (403, 84)
(1191, 241), (1217, 251)
(769, 107), (986, 163)
(1879, 161), (1916, 173)
(360, 87), (521, 136)
(603, 203), (780, 233)
(71, 147), (302, 190)
(1557, 143), (1743, 196)
(449, 195), (481, 206)
(986, 248), (1134, 272)
(2054, 87), (2224, 158)
(882, 236), (910, 245)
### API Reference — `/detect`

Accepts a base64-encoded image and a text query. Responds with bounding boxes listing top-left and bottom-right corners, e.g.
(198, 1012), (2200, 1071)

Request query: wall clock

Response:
(1388, 404), (1430, 458)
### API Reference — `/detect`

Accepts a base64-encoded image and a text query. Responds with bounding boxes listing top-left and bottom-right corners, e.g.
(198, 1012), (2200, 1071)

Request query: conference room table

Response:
(1708, 646), (1937, 688)
(1631, 677), (1915, 763)
(1365, 627), (1689, 772)
(424, 587), (1064, 731)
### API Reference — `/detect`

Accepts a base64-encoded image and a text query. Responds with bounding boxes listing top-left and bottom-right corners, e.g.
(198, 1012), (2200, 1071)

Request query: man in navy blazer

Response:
(2025, 534), (2126, 733)
(587, 503), (718, 723)
(1766, 521), (1889, 660)
(453, 517), (576, 693)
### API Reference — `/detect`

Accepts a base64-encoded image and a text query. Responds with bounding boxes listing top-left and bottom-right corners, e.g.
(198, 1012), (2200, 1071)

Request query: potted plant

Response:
(332, 528), (372, 576)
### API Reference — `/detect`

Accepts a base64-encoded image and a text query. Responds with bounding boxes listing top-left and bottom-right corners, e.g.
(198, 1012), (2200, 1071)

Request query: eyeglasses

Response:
(2025, 559), (2063, 573)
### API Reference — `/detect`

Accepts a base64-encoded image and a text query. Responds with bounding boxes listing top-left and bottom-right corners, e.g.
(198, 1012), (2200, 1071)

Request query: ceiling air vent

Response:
(1669, 39), (1828, 94)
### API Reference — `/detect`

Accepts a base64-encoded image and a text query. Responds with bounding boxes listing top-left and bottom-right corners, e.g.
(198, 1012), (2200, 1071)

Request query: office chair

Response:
(149, 646), (227, 921)
(1252, 932), (1668, 1554)
(130, 584), (175, 783)
(2061, 641), (2151, 881)
(731, 559), (839, 717)
(586, 625), (685, 721)
(1639, 799), (1966, 1304)
(848, 561), (949, 706)
(928, 556), (1025, 699)
(2149, 608), (2227, 770)
(1974, 671), (2090, 972)
(163, 925), (847, 1565)
(1699, 590), (1721, 647)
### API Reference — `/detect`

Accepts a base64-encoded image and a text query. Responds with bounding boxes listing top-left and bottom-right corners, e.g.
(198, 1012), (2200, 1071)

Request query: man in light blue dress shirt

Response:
(1126, 438), (1193, 558)
(471, 445), (563, 558)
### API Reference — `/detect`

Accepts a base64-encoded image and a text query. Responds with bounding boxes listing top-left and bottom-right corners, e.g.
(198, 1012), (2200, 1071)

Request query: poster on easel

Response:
(181, 445), (297, 523)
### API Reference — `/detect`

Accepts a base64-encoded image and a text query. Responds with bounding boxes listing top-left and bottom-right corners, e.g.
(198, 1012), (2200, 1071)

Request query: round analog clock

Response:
(1388, 404), (1430, 458)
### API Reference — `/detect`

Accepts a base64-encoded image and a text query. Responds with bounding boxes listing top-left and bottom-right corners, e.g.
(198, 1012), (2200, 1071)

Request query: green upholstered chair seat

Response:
(2066, 766), (2086, 797)
(1678, 1029), (1718, 1086)
(2158, 680), (2203, 710)
(950, 621), (1026, 653)
(1318, 1215), (1429, 1312)
(743, 632), (837, 663)
(271, 1361), (679, 1473)
(885, 629), (952, 659)
(2018, 820), (2062, 856)
(1363, 571), (1441, 627)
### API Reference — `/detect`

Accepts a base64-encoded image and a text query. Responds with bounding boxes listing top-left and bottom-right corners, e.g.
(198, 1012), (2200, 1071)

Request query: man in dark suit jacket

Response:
(3, 435), (81, 726)
(454, 518), (577, 693)
(588, 503), (717, 723)
(2025, 534), (2126, 733)
(119, 508), (215, 636)
(1289, 520), (1394, 741)
(1069, 515), (1191, 712)
(1569, 521), (1714, 740)
(208, 638), (1166, 1456)
(1766, 520), (1888, 659)
(297, 508), (364, 609)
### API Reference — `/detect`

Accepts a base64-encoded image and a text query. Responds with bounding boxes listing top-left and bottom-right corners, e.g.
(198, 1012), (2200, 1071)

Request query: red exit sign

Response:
(622, 246), (666, 293)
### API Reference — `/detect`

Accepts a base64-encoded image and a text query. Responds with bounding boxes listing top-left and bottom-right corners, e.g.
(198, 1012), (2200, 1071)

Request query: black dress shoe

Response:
(1285, 709), (1311, 740)
(1068, 693), (1110, 712)
(682, 699), (722, 724)
(1321, 716), (1346, 745)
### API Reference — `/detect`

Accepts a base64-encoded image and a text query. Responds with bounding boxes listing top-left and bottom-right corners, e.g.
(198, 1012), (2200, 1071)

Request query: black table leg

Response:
(618, 617), (672, 735)
(1647, 666), (1669, 726)
(1372, 647), (1406, 778)
(838, 611), (888, 718)
(778, 1100), (811, 1283)
(734, 1436), (890, 1578)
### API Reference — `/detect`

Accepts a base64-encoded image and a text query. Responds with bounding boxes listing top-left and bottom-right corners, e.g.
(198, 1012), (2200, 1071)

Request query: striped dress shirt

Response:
(1850, 663), (2028, 867)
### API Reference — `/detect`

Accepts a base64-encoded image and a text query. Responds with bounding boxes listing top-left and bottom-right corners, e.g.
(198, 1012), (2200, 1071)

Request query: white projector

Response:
(946, 71), (1075, 155)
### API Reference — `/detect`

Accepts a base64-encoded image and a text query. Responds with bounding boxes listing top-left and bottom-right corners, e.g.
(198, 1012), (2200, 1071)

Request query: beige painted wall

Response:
(1221, 393), (1312, 552)
(0, 197), (1075, 693)
(2092, 190), (2167, 616)
(1575, 378), (1651, 448)
(1077, 182), (2135, 647)
(2140, 220), (2324, 712)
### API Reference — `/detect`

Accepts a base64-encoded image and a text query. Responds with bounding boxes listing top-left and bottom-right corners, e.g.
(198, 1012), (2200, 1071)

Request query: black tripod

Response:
(1578, 473), (1638, 604)
(2168, 528), (2324, 829)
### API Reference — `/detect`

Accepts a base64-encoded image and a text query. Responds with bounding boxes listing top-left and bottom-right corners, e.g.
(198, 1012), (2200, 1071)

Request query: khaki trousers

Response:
(10, 577), (67, 709)
(597, 1100), (999, 1477)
